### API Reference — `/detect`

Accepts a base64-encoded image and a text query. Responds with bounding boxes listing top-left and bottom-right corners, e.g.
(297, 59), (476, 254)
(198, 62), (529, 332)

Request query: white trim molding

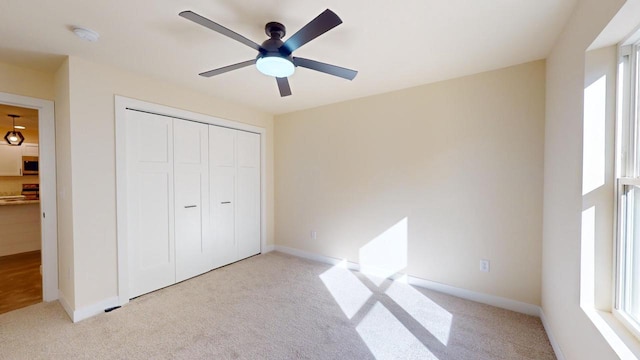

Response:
(57, 291), (73, 321)
(582, 308), (640, 359)
(58, 291), (119, 323)
(263, 244), (275, 253)
(405, 275), (540, 316)
(273, 245), (540, 316)
(73, 297), (120, 323)
(0, 92), (58, 302)
(539, 309), (566, 360)
(274, 245), (360, 270)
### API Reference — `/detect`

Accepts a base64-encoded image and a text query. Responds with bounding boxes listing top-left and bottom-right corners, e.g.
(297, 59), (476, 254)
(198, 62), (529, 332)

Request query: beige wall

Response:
(65, 56), (274, 309)
(542, 0), (625, 358)
(54, 58), (75, 308)
(275, 60), (545, 306)
(0, 62), (54, 100)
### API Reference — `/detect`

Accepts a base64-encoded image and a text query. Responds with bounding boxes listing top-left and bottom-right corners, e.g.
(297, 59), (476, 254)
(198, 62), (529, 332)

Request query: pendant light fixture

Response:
(4, 114), (25, 146)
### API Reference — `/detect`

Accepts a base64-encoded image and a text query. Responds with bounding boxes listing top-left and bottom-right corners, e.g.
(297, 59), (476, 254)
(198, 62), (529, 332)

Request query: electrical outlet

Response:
(311, 231), (317, 240)
(480, 259), (490, 272)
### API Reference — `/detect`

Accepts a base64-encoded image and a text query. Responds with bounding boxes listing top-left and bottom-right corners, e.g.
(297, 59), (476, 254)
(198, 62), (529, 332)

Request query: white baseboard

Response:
(405, 275), (540, 316)
(274, 245), (360, 270)
(73, 296), (120, 323)
(273, 245), (539, 315)
(263, 244), (275, 253)
(57, 291), (119, 323)
(539, 308), (566, 360)
(57, 290), (74, 321)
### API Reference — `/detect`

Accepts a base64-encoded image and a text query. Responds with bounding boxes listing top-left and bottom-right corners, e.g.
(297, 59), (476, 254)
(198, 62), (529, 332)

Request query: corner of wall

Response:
(541, 0), (627, 358)
(53, 56), (76, 310)
(539, 308), (566, 360)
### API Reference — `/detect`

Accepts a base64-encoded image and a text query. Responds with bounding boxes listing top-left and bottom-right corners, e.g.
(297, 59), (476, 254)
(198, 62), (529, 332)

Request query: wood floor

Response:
(0, 250), (42, 314)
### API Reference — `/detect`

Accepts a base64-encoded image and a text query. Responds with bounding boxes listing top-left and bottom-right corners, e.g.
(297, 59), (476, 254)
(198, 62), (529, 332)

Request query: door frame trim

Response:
(0, 91), (58, 302)
(114, 96), (267, 305)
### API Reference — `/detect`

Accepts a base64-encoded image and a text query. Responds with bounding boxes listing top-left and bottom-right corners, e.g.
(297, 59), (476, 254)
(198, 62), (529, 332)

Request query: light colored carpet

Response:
(0, 252), (555, 359)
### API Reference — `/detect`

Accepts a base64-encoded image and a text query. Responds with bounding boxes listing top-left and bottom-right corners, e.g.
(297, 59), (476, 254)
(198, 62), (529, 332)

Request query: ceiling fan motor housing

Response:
(265, 22), (286, 39)
(259, 22), (292, 59)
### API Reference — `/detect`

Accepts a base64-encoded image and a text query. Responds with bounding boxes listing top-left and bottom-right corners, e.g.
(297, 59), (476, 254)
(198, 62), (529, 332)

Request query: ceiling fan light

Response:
(256, 56), (295, 78)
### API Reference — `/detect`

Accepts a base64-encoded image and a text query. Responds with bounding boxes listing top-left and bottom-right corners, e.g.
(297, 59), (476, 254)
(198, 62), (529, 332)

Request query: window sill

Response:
(583, 307), (640, 359)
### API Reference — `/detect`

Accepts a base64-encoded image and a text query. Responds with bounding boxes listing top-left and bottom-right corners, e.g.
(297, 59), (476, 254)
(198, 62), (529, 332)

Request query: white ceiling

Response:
(1, 0), (577, 115)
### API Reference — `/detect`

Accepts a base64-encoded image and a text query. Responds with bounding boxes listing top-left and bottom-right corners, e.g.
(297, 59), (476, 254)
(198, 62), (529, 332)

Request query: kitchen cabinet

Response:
(22, 143), (38, 157)
(0, 202), (41, 256)
(0, 144), (22, 176)
(0, 143), (39, 176)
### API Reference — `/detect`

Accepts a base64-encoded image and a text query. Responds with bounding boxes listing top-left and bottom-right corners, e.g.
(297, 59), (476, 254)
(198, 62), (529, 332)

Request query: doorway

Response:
(0, 92), (57, 308)
(0, 104), (42, 314)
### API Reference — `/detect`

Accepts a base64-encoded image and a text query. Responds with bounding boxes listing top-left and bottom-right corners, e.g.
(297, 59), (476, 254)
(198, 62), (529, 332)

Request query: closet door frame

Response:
(114, 96), (266, 306)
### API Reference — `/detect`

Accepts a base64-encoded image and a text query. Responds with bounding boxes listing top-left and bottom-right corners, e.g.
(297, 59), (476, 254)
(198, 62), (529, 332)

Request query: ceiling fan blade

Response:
(293, 57), (357, 80)
(199, 59), (256, 77)
(276, 77), (292, 97)
(281, 9), (342, 54)
(179, 11), (261, 51)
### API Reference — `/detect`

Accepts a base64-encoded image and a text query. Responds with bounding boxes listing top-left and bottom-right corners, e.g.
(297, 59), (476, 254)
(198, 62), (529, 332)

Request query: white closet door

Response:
(209, 126), (237, 268)
(236, 131), (261, 260)
(126, 110), (175, 298)
(174, 119), (211, 282)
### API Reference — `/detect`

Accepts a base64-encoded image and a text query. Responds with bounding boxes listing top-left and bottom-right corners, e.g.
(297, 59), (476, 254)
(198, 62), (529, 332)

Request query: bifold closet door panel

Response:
(236, 131), (261, 260)
(209, 126), (237, 268)
(126, 110), (176, 298)
(174, 119), (211, 282)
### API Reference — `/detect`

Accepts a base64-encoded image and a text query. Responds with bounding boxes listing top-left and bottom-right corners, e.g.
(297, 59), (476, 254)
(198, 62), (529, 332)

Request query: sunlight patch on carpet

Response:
(386, 281), (452, 345)
(320, 264), (372, 319)
(356, 302), (438, 360)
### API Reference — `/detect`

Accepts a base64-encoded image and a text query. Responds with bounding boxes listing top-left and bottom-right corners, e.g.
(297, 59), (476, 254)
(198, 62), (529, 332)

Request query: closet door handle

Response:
(221, 201), (231, 204)
(184, 205), (197, 208)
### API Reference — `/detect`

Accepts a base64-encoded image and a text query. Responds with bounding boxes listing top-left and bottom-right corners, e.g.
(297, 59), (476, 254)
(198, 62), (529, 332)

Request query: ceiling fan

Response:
(179, 9), (358, 97)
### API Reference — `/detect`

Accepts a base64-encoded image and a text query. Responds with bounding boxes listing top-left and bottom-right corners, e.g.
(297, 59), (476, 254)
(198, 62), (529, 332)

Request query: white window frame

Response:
(614, 42), (640, 340)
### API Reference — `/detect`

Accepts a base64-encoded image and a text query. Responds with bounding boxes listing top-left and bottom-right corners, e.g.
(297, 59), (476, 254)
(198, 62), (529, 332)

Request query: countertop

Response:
(0, 199), (40, 206)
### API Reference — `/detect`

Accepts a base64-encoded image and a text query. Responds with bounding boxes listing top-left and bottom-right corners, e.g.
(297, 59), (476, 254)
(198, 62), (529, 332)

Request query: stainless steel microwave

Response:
(22, 156), (38, 176)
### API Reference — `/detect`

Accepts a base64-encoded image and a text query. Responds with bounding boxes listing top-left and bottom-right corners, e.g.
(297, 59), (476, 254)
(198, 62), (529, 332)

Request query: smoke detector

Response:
(73, 27), (99, 42)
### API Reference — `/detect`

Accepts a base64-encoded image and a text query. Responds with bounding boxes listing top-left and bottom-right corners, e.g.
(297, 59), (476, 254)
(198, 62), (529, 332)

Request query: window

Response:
(615, 42), (640, 338)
